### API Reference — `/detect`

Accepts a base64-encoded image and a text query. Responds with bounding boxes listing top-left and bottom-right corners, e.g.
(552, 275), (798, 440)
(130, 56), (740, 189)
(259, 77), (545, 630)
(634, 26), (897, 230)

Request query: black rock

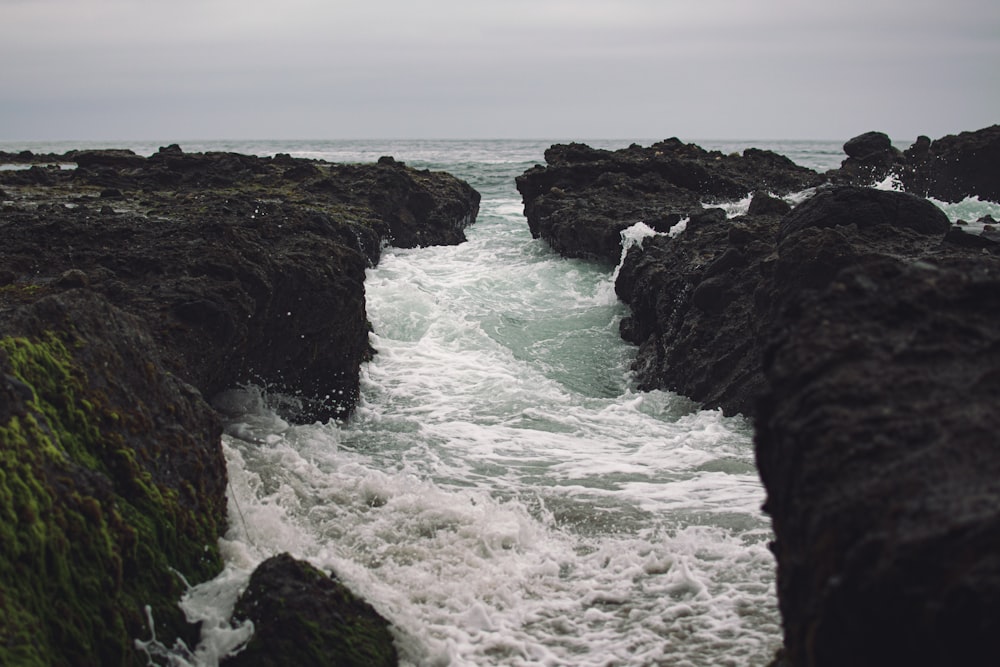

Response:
(517, 138), (823, 263)
(843, 131), (893, 159)
(225, 554), (397, 667)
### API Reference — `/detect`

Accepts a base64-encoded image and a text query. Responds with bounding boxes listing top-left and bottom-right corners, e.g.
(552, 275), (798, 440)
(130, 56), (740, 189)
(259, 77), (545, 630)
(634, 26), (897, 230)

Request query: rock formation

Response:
(515, 139), (823, 264)
(224, 553), (397, 667)
(518, 129), (1000, 665)
(831, 125), (1000, 204)
(0, 146), (479, 665)
(756, 188), (1000, 665)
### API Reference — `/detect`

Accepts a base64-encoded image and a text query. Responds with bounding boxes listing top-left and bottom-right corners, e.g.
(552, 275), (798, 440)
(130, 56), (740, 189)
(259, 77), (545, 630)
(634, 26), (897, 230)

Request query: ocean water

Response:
(5, 138), (994, 666)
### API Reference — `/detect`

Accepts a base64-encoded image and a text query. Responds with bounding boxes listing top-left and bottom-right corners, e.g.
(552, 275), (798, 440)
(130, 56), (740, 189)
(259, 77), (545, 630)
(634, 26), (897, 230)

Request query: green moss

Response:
(0, 332), (223, 666)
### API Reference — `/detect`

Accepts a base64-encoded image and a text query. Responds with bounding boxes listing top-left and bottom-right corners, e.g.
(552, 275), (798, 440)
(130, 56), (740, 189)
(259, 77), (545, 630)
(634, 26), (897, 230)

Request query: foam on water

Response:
(165, 176), (781, 666)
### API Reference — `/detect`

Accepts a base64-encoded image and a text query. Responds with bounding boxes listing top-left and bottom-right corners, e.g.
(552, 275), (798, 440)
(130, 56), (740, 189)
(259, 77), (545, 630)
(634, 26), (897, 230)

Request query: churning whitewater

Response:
(158, 139), (861, 667)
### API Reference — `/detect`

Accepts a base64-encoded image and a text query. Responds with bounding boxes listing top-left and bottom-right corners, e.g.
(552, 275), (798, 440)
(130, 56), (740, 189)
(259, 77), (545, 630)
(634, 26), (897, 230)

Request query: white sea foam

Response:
(929, 195), (1000, 229)
(705, 193), (754, 219)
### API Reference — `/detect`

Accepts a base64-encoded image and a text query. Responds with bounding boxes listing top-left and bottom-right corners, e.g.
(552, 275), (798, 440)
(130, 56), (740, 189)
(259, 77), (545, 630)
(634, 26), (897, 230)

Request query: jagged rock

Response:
(0, 147), (480, 665)
(616, 208), (779, 416)
(521, 133), (1000, 665)
(898, 124), (1000, 203)
(831, 126), (1000, 204)
(225, 554), (397, 667)
(516, 138), (823, 263)
(756, 253), (1000, 666)
(615, 183), (962, 416)
(0, 148), (480, 422)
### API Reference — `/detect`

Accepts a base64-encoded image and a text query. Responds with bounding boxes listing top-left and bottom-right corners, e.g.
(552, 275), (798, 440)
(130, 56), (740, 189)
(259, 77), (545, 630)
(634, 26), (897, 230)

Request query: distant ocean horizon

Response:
(0, 136), (852, 174)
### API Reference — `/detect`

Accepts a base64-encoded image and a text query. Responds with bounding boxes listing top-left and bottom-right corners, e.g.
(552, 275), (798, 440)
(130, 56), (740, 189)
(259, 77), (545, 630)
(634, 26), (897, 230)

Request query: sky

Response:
(1, 0), (998, 143)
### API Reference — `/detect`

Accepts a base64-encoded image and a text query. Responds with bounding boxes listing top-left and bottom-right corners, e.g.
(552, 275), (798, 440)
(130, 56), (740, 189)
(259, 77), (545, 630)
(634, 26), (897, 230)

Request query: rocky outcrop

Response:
(515, 139), (823, 263)
(225, 553), (397, 667)
(521, 133), (1000, 416)
(615, 205), (778, 416)
(756, 190), (1000, 666)
(1, 146), (480, 422)
(0, 146), (479, 665)
(1, 292), (227, 666)
(619, 185), (1000, 664)
(833, 125), (1000, 203)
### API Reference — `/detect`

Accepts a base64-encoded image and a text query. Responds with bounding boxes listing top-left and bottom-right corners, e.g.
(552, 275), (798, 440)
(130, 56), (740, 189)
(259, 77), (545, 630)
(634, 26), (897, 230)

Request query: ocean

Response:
(5, 138), (996, 666)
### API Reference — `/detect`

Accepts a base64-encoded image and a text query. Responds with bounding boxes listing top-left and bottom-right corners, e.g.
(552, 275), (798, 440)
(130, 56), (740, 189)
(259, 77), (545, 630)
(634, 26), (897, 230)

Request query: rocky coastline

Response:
(4, 126), (999, 665)
(0, 146), (479, 665)
(518, 126), (1000, 665)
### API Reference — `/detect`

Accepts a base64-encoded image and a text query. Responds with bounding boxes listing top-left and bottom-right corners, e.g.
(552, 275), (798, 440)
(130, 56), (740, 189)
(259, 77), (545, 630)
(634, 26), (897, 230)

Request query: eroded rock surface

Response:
(515, 139), (822, 263)
(0, 146), (479, 665)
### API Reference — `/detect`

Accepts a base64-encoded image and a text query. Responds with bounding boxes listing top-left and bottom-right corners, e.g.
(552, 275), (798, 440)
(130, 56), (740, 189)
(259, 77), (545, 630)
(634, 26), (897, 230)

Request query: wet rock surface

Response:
(756, 188), (1000, 665)
(515, 138), (823, 264)
(225, 553), (397, 667)
(0, 291), (227, 665)
(0, 146), (479, 665)
(1, 145), (480, 422)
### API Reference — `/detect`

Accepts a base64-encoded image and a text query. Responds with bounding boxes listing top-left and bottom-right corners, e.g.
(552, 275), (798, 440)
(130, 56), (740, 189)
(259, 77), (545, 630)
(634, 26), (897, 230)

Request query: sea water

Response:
(190, 139), (794, 667)
(6, 138), (992, 666)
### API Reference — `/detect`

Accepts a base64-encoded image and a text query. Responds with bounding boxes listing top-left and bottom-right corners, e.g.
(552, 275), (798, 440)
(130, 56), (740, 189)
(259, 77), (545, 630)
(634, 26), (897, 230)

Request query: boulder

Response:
(225, 554), (397, 667)
(843, 131), (893, 159)
(837, 131), (904, 184)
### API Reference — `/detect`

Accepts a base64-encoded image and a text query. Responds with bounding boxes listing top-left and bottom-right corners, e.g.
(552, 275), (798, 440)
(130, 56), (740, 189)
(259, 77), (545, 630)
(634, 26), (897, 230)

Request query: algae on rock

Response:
(0, 294), (228, 667)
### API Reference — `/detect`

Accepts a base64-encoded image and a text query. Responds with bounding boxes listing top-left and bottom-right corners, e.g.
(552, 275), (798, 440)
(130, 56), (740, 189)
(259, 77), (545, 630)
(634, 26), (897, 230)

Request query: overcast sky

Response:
(1, 0), (997, 143)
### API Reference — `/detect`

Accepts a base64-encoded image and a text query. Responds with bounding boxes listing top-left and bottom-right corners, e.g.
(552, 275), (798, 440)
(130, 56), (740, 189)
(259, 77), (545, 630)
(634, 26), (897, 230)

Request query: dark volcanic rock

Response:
(616, 208), (778, 416)
(756, 254), (1000, 666)
(843, 131), (893, 159)
(516, 138), (823, 263)
(837, 131), (904, 185)
(0, 147), (479, 665)
(899, 124), (1000, 203)
(1, 148), (480, 422)
(832, 125), (1000, 204)
(225, 553), (397, 667)
(521, 133), (1000, 665)
(615, 185), (960, 417)
(753, 187), (1000, 665)
(0, 292), (227, 666)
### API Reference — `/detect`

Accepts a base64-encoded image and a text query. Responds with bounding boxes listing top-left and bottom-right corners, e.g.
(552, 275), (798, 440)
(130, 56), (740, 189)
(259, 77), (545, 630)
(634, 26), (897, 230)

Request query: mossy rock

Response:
(0, 293), (227, 666)
(225, 553), (398, 667)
